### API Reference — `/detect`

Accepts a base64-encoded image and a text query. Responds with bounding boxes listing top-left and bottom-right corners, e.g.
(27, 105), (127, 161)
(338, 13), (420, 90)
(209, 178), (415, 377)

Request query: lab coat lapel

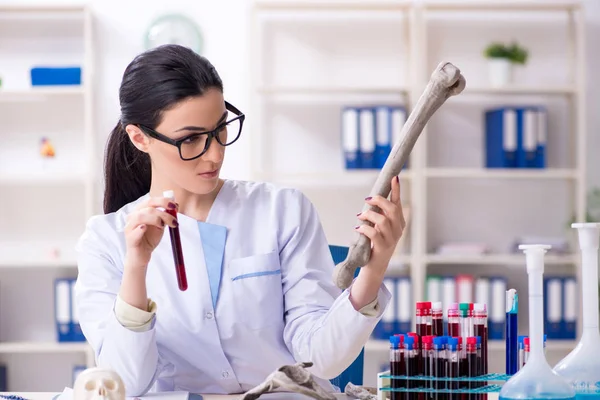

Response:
(198, 222), (227, 309)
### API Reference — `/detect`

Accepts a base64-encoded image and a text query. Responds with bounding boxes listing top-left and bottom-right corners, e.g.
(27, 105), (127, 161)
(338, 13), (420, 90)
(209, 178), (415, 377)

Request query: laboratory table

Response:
(0, 393), (357, 400)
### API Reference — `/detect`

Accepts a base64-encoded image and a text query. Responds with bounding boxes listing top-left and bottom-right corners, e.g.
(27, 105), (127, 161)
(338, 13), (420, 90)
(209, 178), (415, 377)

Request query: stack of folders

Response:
(341, 105), (408, 170)
(54, 278), (86, 342)
(372, 276), (412, 340)
(426, 275), (508, 340)
(484, 105), (547, 169)
(543, 276), (577, 340)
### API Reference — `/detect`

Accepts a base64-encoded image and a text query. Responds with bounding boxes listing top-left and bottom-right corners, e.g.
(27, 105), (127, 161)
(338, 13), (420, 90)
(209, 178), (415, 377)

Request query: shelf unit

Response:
(0, 4), (96, 391)
(251, 0), (586, 384)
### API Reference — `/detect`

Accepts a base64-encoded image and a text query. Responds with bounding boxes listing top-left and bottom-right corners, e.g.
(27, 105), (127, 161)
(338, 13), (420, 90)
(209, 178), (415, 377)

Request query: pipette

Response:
(553, 223), (600, 397)
(499, 244), (575, 400)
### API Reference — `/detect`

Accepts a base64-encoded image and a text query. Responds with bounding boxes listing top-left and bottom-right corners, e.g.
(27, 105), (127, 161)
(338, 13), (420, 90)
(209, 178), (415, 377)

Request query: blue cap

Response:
(440, 336), (448, 345)
(390, 336), (400, 347)
(433, 337), (445, 348)
(544, 334), (547, 342)
(404, 336), (414, 350)
(476, 336), (481, 344)
(518, 335), (526, 344)
(447, 337), (459, 351)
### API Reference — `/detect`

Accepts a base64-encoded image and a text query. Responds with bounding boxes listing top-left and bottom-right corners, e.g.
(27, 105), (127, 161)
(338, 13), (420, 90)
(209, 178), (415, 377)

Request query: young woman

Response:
(75, 44), (406, 397)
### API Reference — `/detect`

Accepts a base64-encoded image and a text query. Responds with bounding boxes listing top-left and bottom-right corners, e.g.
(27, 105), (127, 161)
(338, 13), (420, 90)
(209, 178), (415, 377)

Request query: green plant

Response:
(567, 187), (600, 226)
(484, 41), (529, 65)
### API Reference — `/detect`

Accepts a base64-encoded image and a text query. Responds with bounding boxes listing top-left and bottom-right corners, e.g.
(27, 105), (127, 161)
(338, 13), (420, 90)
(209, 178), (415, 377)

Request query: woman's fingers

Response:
(136, 196), (178, 212)
(126, 207), (177, 231)
(357, 210), (393, 242)
(354, 223), (384, 247)
(390, 175), (401, 206)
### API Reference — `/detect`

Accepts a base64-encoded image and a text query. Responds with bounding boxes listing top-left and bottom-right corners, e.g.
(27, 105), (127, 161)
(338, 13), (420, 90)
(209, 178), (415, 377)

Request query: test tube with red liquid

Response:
(163, 190), (188, 291)
(473, 304), (488, 400)
(432, 302), (444, 337)
(448, 305), (460, 337)
(466, 337), (477, 400)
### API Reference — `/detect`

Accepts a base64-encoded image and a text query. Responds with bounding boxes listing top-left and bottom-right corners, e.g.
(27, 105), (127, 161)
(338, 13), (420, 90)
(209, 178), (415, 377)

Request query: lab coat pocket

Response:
(229, 251), (284, 330)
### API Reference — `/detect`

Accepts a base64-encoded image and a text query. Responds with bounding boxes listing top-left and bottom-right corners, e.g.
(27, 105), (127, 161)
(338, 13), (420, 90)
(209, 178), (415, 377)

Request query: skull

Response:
(73, 367), (126, 400)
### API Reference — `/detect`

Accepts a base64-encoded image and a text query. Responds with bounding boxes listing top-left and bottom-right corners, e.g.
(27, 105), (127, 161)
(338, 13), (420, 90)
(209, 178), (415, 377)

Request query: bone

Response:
(239, 362), (336, 400)
(332, 62), (466, 290)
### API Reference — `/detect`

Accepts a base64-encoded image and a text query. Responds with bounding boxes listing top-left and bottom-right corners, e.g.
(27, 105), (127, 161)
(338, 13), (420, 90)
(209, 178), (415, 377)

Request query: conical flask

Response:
(499, 244), (575, 400)
(553, 223), (600, 398)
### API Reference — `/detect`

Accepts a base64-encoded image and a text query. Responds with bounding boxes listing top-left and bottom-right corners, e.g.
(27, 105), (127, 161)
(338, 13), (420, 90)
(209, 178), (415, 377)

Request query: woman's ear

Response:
(125, 124), (151, 153)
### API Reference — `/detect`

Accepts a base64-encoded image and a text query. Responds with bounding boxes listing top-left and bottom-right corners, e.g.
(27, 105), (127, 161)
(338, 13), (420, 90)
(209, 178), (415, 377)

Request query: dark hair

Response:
(103, 44), (224, 214)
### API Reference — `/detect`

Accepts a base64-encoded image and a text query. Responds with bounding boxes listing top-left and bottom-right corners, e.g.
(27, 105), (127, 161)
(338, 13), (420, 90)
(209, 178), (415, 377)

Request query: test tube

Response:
(422, 336), (434, 399)
(523, 337), (530, 366)
(432, 302), (444, 337)
(517, 336), (526, 370)
(405, 336), (418, 400)
(407, 332), (421, 377)
(447, 337), (460, 400)
(466, 337), (477, 400)
(163, 190), (188, 291)
(433, 336), (447, 400)
(448, 304), (460, 337)
(475, 336), (483, 400)
(390, 335), (403, 400)
(459, 303), (471, 356)
(505, 289), (518, 375)
(472, 303), (488, 377)
(544, 334), (547, 355)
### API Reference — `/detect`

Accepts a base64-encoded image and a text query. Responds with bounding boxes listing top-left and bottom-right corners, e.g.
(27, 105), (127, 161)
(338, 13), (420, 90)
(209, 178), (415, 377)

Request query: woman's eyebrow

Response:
(175, 111), (228, 132)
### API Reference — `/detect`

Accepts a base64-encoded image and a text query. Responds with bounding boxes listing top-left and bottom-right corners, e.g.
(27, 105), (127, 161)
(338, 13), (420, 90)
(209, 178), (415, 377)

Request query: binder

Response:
(485, 108), (518, 168)
(517, 107), (539, 168)
(456, 275), (474, 304)
(441, 276), (456, 314)
(544, 277), (563, 339)
(359, 107), (376, 169)
(55, 278), (71, 342)
(562, 276), (577, 339)
(375, 106), (392, 169)
(426, 275), (442, 304)
(70, 278), (86, 342)
(390, 106), (408, 169)
(536, 106), (547, 168)
(488, 277), (506, 340)
(475, 277), (490, 307)
(396, 277), (412, 334)
(373, 278), (396, 339)
(341, 107), (360, 169)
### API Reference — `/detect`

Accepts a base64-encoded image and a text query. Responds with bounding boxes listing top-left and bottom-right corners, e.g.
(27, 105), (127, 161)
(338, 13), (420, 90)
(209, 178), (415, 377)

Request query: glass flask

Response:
(499, 244), (576, 400)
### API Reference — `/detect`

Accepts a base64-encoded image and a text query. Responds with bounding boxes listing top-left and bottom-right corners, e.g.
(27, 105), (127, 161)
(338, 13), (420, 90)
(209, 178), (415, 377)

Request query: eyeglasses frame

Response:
(137, 101), (245, 161)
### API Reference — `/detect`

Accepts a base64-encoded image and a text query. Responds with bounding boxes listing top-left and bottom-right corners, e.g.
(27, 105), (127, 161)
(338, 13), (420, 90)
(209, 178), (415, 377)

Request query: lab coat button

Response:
(222, 371), (229, 378)
(205, 311), (213, 319)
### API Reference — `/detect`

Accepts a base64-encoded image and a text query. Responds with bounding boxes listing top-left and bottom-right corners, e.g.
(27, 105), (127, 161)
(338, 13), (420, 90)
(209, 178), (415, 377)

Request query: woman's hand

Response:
(356, 175), (406, 274)
(124, 196), (179, 270)
(349, 176), (406, 310)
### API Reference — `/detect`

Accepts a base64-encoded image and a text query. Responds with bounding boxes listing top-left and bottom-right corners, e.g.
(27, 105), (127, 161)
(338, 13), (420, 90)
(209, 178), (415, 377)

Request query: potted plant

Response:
(483, 41), (528, 87)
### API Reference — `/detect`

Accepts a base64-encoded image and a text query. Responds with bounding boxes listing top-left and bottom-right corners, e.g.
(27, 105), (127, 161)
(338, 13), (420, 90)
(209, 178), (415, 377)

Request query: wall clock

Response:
(145, 13), (203, 54)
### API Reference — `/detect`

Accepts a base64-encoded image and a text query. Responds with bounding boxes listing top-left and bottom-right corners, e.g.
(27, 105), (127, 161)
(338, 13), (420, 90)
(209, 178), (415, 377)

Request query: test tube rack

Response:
(376, 371), (512, 400)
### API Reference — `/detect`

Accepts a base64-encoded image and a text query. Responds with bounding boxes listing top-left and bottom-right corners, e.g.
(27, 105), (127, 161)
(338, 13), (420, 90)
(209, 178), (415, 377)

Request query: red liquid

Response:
(475, 325), (488, 400)
(467, 353), (477, 400)
(391, 359), (403, 400)
(448, 322), (460, 337)
(433, 318), (443, 337)
(406, 356), (418, 400)
(434, 356), (447, 400)
(448, 361), (459, 400)
(166, 208), (187, 291)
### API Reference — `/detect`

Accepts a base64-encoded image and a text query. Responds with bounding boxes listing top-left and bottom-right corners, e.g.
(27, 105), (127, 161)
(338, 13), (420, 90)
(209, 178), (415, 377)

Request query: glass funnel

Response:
(553, 223), (600, 398)
(499, 244), (576, 400)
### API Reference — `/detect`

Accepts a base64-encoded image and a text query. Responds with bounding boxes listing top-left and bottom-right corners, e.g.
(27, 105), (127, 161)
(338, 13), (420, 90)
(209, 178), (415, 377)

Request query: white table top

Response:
(0, 392), (354, 400)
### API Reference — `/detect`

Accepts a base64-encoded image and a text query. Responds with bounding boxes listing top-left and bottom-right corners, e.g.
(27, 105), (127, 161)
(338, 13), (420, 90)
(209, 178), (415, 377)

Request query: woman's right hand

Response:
(124, 196), (179, 270)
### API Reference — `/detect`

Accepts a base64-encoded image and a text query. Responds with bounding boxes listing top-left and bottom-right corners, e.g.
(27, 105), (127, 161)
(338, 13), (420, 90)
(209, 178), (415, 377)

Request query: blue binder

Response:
(562, 276), (577, 339)
(373, 278), (396, 340)
(70, 278), (86, 342)
(358, 107), (376, 169)
(341, 107), (360, 169)
(374, 106), (393, 169)
(543, 276), (564, 339)
(516, 107), (539, 168)
(54, 278), (71, 342)
(485, 108), (518, 168)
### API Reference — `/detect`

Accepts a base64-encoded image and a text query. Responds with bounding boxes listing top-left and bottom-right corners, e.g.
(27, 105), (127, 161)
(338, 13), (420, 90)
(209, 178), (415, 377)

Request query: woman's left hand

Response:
(355, 175), (406, 277)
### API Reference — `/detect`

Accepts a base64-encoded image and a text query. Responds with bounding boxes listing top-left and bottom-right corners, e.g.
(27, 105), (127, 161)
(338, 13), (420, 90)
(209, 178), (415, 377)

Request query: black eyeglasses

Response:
(138, 101), (245, 161)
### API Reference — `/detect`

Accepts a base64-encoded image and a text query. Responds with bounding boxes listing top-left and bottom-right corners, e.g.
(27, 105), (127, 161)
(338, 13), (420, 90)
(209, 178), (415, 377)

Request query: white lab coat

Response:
(74, 179), (392, 397)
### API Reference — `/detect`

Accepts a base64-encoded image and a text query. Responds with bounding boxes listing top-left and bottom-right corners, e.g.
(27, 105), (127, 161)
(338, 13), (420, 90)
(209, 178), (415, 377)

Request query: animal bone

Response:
(344, 383), (377, 400)
(72, 367), (126, 400)
(332, 61), (466, 290)
(239, 362), (336, 400)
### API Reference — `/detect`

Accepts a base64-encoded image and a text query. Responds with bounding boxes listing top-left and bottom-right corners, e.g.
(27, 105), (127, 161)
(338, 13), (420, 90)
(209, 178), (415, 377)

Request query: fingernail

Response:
(175, 202), (179, 208)
(354, 225), (359, 229)
(173, 220), (179, 227)
(168, 202), (176, 209)
(140, 224), (146, 230)
(365, 197), (372, 201)
(356, 212), (361, 216)
(396, 176), (399, 183)
(161, 220), (165, 227)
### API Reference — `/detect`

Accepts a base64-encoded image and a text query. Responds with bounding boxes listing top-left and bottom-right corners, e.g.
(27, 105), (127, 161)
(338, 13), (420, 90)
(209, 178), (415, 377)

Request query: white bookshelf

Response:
(0, 4), (96, 391)
(251, 0), (586, 385)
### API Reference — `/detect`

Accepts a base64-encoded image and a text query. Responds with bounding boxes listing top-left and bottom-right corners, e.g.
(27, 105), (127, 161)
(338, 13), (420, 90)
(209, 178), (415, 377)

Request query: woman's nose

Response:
(204, 137), (224, 163)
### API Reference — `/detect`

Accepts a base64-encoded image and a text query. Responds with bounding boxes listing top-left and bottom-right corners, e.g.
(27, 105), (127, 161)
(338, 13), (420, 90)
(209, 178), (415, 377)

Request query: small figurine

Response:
(40, 137), (55, 158)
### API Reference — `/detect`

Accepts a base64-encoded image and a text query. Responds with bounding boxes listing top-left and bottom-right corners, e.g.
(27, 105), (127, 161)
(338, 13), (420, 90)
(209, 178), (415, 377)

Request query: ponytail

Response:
(103, 121), (151, 214)
(102, 44), (224, 214)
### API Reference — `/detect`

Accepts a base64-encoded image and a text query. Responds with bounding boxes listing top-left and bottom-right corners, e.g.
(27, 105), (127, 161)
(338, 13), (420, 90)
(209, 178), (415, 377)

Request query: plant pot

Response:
(488, 58), (513, 87)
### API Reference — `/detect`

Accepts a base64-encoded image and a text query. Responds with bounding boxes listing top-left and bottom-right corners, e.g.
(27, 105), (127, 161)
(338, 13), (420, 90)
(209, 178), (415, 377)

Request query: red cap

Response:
(416, 302), (432, 310)
(467, 337), (477, 345)
(469, 303), (474, 310)
(394, 334), (405, 342)
(455, 336), (463, 344)
(423, 336), (434, 344)
(407, 332), (418, 338)
(524, 337), (530, 346)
